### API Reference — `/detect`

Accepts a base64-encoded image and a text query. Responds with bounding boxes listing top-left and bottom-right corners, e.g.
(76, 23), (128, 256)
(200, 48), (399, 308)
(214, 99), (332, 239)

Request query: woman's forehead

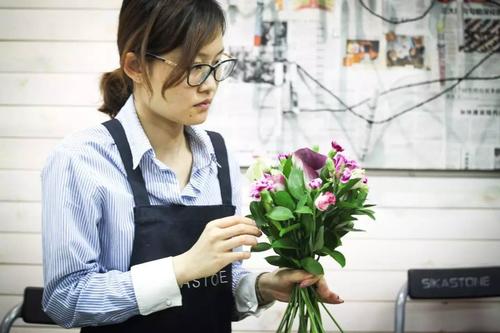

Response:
(196, 34), (224, 58)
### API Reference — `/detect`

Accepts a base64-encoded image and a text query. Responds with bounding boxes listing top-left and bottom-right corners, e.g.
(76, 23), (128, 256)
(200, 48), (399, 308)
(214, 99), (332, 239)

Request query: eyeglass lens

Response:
(188, 60), (237, 86)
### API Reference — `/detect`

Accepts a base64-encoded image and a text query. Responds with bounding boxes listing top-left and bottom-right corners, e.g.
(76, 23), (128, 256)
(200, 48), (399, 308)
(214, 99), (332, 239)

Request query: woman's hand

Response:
(257, 268), (344, 304)
(172, 216), (262, 285)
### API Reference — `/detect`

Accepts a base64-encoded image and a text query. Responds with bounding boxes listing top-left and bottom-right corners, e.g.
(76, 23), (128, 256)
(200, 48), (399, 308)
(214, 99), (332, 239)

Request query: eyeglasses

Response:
(146, 52), (238, 87)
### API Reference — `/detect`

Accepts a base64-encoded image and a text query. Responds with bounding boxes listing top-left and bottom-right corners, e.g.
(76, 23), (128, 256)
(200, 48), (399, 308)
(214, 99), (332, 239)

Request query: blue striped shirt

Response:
(41, 95), (270, 328)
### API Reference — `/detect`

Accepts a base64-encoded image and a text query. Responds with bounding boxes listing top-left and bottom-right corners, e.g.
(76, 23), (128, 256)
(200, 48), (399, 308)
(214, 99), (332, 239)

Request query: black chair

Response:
(395, 266), (500, 333)
(0, 287), (56, 333)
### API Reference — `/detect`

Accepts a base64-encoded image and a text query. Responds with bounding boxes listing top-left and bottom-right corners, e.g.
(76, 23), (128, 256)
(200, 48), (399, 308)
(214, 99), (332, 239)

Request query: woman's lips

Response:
(194, 102), (210, 110)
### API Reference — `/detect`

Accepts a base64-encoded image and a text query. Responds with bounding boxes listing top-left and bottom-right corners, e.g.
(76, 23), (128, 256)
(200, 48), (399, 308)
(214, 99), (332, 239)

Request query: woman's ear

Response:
(123, 52), (144, 84)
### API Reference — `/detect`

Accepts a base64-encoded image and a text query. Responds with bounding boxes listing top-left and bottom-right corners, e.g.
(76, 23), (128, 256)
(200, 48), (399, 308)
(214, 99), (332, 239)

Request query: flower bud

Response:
(325, 158), (334, 172)
(314, 192), (336, 211)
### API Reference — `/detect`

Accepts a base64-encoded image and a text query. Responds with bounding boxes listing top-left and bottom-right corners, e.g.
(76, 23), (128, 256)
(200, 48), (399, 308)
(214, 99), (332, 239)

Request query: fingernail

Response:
(300, 280), (314, 288)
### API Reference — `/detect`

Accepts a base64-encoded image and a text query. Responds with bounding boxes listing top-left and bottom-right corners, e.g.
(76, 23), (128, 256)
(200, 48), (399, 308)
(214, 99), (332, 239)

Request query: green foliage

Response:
(267, 206), (295, 221)
(288, 166), (306, 200)
(272, 191), (296, 211)
(300, 257), (324, 276)
(251, 242), (272, 252)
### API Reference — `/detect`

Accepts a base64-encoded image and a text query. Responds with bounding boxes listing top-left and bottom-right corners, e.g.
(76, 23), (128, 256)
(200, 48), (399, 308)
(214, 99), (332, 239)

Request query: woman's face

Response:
(136, 33), (225, 126)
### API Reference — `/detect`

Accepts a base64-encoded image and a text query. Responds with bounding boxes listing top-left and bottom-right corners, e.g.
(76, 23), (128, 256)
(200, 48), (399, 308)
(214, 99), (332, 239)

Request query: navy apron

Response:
(81, 119), (236, 332)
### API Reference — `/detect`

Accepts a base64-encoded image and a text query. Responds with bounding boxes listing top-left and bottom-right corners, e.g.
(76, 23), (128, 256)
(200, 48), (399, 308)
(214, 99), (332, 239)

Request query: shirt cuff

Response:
(130, 257), (182, 315)
(234, 272), (275, 320)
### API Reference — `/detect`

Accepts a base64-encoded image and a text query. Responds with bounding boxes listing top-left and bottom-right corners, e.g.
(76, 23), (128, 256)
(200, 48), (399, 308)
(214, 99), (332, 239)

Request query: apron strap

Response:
(102, 119), (151, 207)
(206, 131), (233, 206)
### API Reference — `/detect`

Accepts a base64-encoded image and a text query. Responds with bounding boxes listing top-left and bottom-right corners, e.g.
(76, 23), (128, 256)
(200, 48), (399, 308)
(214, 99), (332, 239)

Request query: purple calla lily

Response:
(292, 148), (327, 182)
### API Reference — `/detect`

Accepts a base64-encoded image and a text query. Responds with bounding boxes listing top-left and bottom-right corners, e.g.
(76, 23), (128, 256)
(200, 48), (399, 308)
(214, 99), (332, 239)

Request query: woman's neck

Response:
(133, 98), (190, 163)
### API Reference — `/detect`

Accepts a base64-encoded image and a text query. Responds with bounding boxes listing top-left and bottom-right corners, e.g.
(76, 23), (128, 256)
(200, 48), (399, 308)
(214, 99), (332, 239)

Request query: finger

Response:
(224, 250), (252, 263)
(218, 224), (262, 240)
(278, 269), (315, 283)
(299, 276), (321, 288)
(220, 234), (258, 251)
(315, 278), (344, 304)
(215, 216), (256, 228)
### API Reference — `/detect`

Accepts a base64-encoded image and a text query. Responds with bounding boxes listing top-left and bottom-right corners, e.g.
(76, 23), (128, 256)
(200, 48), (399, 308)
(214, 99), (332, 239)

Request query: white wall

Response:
(0, 1), (499, 332)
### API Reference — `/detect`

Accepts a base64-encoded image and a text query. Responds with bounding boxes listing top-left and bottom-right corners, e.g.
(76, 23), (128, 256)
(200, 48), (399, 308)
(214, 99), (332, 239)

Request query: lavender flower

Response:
(308, 178), (323, 190)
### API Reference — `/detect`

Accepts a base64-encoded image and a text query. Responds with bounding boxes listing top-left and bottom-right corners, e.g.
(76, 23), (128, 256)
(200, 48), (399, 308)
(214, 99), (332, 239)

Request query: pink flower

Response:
(314, 192), (336, 211)
(278, 153), (291, 161)
(267, 173), (286, 192)
(340, 168), (352, 183)
(249, 172), (285, 200)
(345, 159), (358, 170)
(331, 140), (344, 152)
(333, 153), (346, 174)
(308, 178), (323, 189)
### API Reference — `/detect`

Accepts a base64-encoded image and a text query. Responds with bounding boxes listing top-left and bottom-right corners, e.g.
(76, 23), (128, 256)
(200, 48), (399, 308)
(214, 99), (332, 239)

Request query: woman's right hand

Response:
(172, 216), (262, 285)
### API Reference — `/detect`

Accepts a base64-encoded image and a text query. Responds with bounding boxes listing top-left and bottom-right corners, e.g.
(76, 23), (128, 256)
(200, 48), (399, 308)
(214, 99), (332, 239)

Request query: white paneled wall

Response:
(1, 2), (499, 333)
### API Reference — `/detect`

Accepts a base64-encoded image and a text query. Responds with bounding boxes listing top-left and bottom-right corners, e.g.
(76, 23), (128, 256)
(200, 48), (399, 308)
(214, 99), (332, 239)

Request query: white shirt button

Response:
(165, 299), (172, 306)
(246, 301), (253, 308)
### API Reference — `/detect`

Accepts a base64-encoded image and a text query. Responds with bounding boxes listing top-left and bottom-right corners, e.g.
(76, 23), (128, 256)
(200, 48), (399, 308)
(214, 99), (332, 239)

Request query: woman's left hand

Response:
(257, 268), (344, 304)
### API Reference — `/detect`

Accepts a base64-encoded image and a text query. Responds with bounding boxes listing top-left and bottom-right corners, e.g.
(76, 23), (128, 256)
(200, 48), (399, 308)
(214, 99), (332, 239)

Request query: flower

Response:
(331, 140), (344, 152)
(314, 192), (336, 211)
(308, 178), (323, 189)
(351, 168), (369, 191)
(292, 148), (327, 183)
(345, 159), (358, 170)
(278, 152), (291, 161)
(250, 172), (286, 200)
(340, 168), (352, 183)
(333, 153), (346, 172)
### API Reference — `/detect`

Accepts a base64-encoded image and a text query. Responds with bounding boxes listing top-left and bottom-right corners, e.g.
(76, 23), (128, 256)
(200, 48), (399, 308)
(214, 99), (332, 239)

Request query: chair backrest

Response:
(21, 287), (55, 325)
(408, 266), (500, 299)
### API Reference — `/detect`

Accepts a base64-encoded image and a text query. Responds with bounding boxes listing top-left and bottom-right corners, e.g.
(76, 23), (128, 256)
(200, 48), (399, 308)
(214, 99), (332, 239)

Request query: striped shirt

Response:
(41, 95), (272, 328)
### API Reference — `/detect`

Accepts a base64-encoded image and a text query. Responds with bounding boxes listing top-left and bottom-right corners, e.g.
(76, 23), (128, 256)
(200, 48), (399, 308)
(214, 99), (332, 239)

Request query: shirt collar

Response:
(115, 95), (153, 170)
(115, 94), (217, 171)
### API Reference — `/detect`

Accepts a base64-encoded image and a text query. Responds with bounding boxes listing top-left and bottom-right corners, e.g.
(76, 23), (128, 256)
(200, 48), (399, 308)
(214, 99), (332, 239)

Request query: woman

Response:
(41, 0), (342, 331)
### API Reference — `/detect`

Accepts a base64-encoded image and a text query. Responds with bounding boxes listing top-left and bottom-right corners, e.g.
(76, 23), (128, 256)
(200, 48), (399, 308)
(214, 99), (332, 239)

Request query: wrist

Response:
(256, 272), (275, 305)
(172, 252), (192, 286)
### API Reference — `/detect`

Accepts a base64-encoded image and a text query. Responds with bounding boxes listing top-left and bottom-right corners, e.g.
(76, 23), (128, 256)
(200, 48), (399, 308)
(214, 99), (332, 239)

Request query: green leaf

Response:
(272, 238), (298, 249)
(324, 230), (341, 249)
(313, 226), (324, 251)
(279, 223), (301, 237)
(296, 195), (308, 209)
(282, 158), (292, 178)
(336, 201), (361, 209)
(322, 248), (346, 267)
(342, 227), (365, 232)
(295, 206), (313, 215)
(265, 255), (298, 268)
(288, 166), (306, 200)
(301, 214), (314, 238)
(272, 191), (296, 211)
(337, 178), (362, 197)
(251, 242), (272, 252)
(300, 257), (324, 275)
(266, 206), (295, 221)
(249, 201), (267, 228)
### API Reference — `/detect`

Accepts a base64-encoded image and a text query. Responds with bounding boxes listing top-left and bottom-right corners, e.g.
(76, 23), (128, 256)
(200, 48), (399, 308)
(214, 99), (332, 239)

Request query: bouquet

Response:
(246, 140), (375, 333)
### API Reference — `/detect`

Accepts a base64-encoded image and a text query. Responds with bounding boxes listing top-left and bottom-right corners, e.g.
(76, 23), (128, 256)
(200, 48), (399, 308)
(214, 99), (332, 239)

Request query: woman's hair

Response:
(99, 0), (226, 118)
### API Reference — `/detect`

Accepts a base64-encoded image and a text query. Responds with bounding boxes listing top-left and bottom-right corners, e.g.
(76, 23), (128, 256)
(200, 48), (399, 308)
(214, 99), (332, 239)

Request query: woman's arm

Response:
(41, 147), (139, 328)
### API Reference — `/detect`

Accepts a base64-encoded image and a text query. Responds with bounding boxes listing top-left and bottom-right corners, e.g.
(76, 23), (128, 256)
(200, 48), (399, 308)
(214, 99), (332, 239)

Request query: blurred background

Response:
(0, 0), (499, 332)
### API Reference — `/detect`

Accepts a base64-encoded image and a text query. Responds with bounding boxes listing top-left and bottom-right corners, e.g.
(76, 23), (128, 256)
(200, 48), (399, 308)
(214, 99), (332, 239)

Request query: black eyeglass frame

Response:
(146, 52), (238, 87)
